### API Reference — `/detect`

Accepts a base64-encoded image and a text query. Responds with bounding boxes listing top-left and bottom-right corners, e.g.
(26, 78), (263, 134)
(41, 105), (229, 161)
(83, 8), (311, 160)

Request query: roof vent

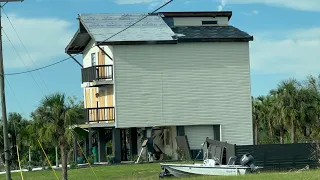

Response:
(202, 20), (218, 25)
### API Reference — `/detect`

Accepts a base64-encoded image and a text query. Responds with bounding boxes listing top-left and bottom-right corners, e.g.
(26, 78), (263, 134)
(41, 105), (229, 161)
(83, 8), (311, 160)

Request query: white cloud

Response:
(217, 0), (226, 11)
(114, 0), (153, 4)
(114, 0), (169, 8)
(115, 0), (320, 11)
(221, 0), (320, 12)
(252, 10), (259, 14)
(241, 10), (260, 16)
(2, 13), (74, 69)
(250, 28), (320, 77)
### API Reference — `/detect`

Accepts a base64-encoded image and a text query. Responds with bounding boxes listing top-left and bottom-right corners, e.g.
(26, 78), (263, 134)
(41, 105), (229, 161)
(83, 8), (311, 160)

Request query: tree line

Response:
(1, 74), (320, 179)
(252, 74), (320, 145)
(0, 93), (83, 180)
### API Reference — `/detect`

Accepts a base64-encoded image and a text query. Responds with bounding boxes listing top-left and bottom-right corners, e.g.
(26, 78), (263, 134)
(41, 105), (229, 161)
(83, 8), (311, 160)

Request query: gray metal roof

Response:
(170, 26), (253, 41)
(79, 13), (176, 42)
(65, 11), (254, 54)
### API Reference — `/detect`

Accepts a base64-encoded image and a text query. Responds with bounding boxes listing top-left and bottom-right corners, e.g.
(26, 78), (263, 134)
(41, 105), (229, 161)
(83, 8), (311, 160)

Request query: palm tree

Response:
(19, 118), (41, 169)
(34, 93), (83, 180)
(269, 89), (286, 144)
(262, 95), (276, 142)
(7, 112), (28, 169)
(252, 96), (265, 144)
(276, 78), (300, 143)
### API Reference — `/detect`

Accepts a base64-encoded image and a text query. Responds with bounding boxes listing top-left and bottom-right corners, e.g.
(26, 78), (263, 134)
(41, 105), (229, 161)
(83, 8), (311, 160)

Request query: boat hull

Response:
(159, 163), (251, 178)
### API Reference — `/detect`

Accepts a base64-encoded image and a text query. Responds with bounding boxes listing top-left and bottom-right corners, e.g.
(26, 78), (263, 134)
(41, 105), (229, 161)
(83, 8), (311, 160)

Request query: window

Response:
(91, 53), (96, 66)
(202, 20), (218, 25)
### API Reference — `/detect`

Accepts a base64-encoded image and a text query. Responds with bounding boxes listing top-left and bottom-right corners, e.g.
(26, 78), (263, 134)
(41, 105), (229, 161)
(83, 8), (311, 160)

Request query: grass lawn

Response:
(0, 163), (319, 180)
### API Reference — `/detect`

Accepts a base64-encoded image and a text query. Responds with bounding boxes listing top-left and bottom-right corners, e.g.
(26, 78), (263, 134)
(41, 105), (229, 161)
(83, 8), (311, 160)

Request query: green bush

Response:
(69, 162), (78, 169)
(106, 155), (115, 164)
(130, 155), (139, 162)
(86, 154), (94, 165)
(162, 154), (172, 160)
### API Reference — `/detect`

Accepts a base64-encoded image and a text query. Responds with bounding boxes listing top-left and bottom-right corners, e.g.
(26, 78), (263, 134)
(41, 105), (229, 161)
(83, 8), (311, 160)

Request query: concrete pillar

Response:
(176, 126), (185, 136)
(129, 128), (138, 156)
(73, 135), (78, 164)
(84, 135), (89, 158)
(88, 127), (92, 157)
(146, 127), (152, 138)
(112, 128), (121, 163)
(98, 128), (106, 162)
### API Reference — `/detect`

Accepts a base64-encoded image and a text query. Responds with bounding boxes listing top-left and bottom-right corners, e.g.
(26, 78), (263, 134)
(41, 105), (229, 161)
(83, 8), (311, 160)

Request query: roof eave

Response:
(177, 37), (254, 42)
(97, 40), (178, 45)
(96, 36), (253, 45)
(65, 16), (94, 54)
(65, 29), (81, 54)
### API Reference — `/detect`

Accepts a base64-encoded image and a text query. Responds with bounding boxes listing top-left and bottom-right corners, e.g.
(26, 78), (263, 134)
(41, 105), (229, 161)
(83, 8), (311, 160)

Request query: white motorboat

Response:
(159, 138), (263, 178)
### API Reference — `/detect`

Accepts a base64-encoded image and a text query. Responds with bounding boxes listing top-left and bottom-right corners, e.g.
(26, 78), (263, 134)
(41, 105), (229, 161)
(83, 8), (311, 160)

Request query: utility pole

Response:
(0, 1), (23, 180)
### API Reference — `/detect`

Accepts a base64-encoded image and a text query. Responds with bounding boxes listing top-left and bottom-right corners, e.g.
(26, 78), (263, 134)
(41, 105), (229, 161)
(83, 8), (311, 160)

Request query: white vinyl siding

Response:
(185, 125), (214, 149)
(113, 42), (253, 145)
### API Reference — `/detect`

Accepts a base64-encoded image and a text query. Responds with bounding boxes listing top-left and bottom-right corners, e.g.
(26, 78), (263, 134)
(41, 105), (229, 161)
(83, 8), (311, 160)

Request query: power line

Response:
(3, 0), (174, 76)
(2, 7), (51, 93)
(94, 0), (174, 48)
(5, 57), (70, 75)
(2, 29), (47, 96)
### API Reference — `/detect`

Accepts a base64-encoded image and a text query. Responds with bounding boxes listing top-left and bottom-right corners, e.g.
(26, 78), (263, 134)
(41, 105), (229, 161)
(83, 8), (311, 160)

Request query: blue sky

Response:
(2, 0), (320, 118)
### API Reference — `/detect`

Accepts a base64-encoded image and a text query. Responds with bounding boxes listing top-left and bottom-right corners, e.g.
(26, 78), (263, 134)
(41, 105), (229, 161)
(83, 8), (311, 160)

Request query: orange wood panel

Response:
(107, 86), (114, 120)
(85, 88), (91, 108)
(98, 48), (106, 78)
(98, 87), (106, 121)
(90, 87), (98, 121)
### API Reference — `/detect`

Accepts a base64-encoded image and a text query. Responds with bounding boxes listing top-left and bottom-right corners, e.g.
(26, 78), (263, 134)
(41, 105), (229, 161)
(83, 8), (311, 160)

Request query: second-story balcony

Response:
(84, 107), (115, 123)
(81, 65), (113, 86)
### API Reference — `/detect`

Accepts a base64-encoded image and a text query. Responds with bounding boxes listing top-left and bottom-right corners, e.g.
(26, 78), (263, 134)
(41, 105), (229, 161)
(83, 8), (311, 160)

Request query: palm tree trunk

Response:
(291, 120), (296, 143)
(280, 125), (284, 144)
(269, 123), (274, 142)
(60, 139), (68, 180)
(56, 146), (59, 168)
(254, 122), (258, 145)
(28, 147), (31, 163)
(303, 126), (307, 137)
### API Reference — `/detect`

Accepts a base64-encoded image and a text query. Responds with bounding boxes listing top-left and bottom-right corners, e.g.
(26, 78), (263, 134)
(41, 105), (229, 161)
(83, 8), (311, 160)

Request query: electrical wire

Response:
(3, 0), (174, 76)
(2, 29), (47, 96)
(2, 8), (51, 93)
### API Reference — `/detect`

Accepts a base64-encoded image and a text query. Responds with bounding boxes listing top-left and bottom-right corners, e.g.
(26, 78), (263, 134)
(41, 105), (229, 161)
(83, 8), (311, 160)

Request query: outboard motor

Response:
(240, 153), (258, 172)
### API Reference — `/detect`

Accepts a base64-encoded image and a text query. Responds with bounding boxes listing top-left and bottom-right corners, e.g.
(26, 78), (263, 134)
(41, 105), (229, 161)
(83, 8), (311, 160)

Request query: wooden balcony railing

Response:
(81, 65), (113, 83)
(84, 107), (115, 123)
